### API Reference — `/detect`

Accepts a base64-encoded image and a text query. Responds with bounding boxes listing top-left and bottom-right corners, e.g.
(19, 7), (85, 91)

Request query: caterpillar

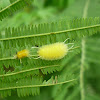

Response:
(35, 38), (74, 60)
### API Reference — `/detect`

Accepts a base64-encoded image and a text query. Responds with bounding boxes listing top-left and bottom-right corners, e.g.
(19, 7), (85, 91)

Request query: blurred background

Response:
(0, 0), (100, 100)
(0, 0), (99, 31)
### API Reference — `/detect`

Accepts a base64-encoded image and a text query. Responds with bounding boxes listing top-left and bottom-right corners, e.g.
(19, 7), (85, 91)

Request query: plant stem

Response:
(0, 65), (59, 77)
(0, 24), (100, 41)
(80, 0), (90, 99)
(83, 0), (90, 18)
(80, 39), (85, 100)
(0, 79), (76, 91)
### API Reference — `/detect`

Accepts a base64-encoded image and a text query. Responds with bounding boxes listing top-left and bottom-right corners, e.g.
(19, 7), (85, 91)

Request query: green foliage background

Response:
(0, 0), (100, 100)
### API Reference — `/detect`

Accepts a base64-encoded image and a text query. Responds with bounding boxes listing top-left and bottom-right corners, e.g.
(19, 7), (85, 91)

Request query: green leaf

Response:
(0, 0), (34, 21)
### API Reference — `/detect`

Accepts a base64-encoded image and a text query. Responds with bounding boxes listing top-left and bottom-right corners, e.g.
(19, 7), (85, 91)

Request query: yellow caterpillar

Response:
(36, 38), (73, 60)
(37, 42), (68, 60)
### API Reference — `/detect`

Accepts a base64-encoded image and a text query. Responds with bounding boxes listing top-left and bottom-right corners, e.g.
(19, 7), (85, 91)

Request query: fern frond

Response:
(0, 75), (76, 97)
(0, 43), (80, 97)
(0, 56), (78, 97)
(0, 65), (59, 82)
(0, 76), (42, 97)
(0, 17), (100, 82)
(0, 0), (34, 21)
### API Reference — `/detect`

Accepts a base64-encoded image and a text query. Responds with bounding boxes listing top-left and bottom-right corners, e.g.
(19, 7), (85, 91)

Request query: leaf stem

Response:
(0, 0), (20, 13)
(0, 79), (76, 91)
(80, 39), (85, 100)
(83, 0), (90, 18)
(0, 65), (59, 77)
(0, 24), (100, 41)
